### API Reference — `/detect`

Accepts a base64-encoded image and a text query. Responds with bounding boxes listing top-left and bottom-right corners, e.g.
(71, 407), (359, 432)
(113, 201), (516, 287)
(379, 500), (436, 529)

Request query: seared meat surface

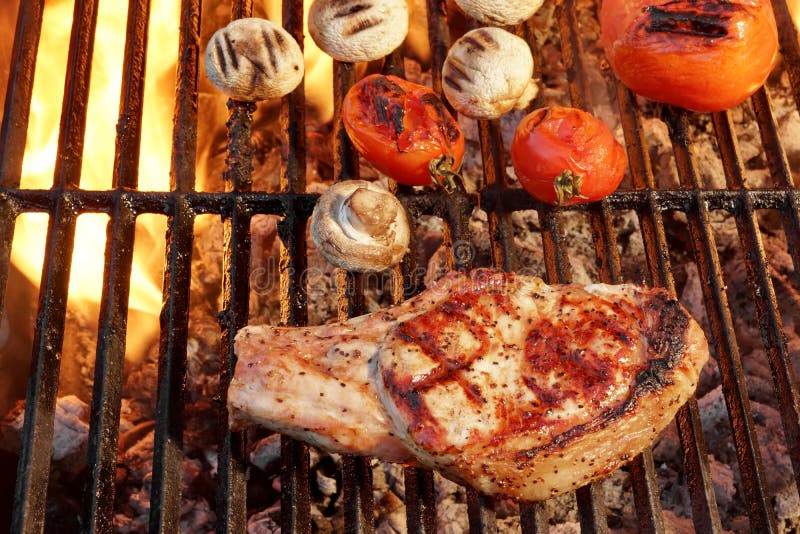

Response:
(229, 269), (708, 500)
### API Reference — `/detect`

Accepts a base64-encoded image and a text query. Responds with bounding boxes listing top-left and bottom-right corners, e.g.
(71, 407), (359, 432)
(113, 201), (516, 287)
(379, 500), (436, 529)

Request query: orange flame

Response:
(11, 0), (433, 362)
(262, 0), (334, 122)
(14, 0), (178, 350)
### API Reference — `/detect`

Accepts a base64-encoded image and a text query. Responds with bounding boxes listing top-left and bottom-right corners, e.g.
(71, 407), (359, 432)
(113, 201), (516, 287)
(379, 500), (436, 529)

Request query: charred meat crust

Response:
(383, 269), (693, 461)
(515, 291), (690, 463)
(636, 294), (689, 391)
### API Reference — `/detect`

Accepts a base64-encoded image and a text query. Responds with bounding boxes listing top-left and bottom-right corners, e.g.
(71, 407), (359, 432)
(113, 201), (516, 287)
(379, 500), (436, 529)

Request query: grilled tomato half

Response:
(511, 106), (628, 206)
(342, 74), (465, 189)
(600, 0), (778, 112)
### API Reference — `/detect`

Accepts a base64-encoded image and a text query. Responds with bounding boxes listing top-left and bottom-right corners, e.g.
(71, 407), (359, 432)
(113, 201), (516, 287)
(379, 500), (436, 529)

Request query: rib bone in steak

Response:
(229, 269), (708, 500)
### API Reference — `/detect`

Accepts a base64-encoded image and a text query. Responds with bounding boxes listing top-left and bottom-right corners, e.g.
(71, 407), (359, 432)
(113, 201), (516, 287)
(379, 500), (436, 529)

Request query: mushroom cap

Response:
(442, 27), (535, 120)
(310, 180), (411, 272)
(308, 0), (409, 63)
(204, 18), (304, 101)
(454, 0), (544, 25)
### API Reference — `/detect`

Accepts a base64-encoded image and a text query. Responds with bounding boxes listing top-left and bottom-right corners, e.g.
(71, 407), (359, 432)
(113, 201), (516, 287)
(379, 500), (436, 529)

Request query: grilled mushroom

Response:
(310, 180), (410, 272)
(453, 0), (544, 25)
(442, 27), (536, 120)
(204, 18), (304, 101)
(308, 0), (409, 63)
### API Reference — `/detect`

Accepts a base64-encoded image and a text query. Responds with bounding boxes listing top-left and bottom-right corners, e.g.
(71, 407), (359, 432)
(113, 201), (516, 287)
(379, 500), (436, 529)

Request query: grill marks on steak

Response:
(229, 269), (709, 500)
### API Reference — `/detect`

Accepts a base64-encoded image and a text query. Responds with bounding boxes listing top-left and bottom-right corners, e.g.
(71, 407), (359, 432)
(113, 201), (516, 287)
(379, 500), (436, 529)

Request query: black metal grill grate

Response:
(1, 0), (800, 532)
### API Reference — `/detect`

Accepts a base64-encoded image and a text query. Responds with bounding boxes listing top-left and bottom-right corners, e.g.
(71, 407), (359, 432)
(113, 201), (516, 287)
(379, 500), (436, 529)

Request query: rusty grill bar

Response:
(2, 0), (800, 532)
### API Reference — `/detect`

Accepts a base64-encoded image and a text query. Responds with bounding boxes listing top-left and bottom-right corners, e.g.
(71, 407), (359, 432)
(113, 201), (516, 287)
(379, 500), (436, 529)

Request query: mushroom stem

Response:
(345, 187), (399, 237)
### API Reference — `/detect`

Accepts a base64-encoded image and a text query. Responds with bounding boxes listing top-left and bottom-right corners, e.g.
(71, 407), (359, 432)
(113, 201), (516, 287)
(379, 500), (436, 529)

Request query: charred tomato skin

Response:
(511, 106), (628, 206)
(600, 0), (778, 112)
(342, 74), (465, 187)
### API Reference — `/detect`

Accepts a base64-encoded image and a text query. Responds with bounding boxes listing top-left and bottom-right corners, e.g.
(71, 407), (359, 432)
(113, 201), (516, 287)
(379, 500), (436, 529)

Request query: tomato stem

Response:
(553, 170), (589, 205)
(429, 154), (462, 193)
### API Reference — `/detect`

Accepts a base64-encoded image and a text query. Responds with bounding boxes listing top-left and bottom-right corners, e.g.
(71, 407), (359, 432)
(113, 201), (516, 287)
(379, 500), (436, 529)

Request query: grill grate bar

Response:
(0, 0), (44, 406)
(404, 466), (437, 533)
(440, 223), (482, 518)
(712, 108), (800, 500)
(232, 0), (253, 22)
(557, 1), (617, 530)
(676, 401), (724, 533)
(467, 493), (497, 534)
(81, 203), (137, 534)
(666, 107), (778, 532)
(3, 187), (799, 215)
(216, 128), (255, 534)
(281, 0), (307, 194)
(629, 451), (666, 534)
(140, 0), (200, 530)
(395, 205), (436, 532)
(478, 120), (517, 271)
(10, 0), (99, 531)
(425, 0), (451, 97)
(588, 201), (623, 285)
(770, 0), (800, 113)
(472, 188), (796, 213)
(576, 483), (609, 534)
(277, 195), (311, 533)
(0, 0), (43, 191)
(82, 0), (151, 530)
(341, 449), (375, 533)
(393, 3), (459, 531)
(331, 45), (375, 531)
(751, 87), (800, 282)
(12, 203), (79, 534)
(558, 0), (669, 523)
(751, 88), (795, 190)
(278, 3), (311, 532)
(148, 200), (195, 533)
(170, 0), (202, 193)
(474, 85), (551, 532)
(613, 82), (723, 533)
(280, 437), (311, 534)
(213, 4), (257, 529)
(110, 0), (149, 190)
(520, 502), (549, 534)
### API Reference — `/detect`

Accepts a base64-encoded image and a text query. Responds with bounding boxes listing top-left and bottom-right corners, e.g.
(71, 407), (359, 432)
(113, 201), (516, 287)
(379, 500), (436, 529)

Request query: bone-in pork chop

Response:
(229, 269), (708, 500)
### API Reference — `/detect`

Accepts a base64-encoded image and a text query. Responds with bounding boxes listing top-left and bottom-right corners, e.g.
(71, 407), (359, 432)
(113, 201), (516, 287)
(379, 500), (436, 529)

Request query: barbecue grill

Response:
(2, 0), (800, 532)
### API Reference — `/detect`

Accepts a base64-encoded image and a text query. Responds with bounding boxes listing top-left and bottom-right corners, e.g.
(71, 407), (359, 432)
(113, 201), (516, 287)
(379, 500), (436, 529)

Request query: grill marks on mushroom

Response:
(454, 0), (545, 26)
(443, 27), (537, 120)
(309, 0), (409, 62)
(310, 180), (411, 272)
(204, 18), (303, 102)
